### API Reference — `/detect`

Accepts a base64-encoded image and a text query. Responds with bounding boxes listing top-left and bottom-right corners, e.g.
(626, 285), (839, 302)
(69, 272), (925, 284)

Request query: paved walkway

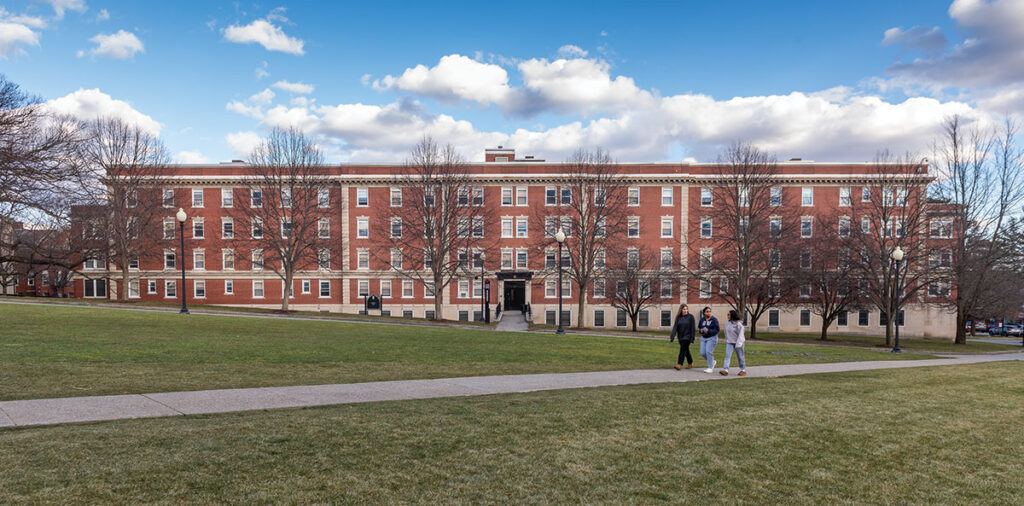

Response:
(496, 310), (528, 331)
(1, 353), (1019, 429)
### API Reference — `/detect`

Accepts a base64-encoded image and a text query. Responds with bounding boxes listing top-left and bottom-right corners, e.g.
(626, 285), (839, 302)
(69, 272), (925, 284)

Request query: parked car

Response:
(973, 322), (988, 333)
(988, 325), (1005, 336)
(1005, 325), (1023, 337)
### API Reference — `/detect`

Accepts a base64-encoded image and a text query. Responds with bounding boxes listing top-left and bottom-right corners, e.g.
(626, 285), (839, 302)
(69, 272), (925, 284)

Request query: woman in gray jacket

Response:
(720, 309), (747, 376)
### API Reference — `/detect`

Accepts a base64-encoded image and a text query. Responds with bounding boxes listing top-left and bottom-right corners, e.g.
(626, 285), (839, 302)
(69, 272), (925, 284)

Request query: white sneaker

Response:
(703, 367), (713, 373)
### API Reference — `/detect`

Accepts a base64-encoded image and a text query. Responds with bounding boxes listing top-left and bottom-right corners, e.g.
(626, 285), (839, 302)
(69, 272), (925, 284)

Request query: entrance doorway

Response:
(503, 281), (525, 311)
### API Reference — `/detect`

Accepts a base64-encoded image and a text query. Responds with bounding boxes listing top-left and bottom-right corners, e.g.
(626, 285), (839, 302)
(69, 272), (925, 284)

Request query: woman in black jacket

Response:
(669, 304), (696, 370)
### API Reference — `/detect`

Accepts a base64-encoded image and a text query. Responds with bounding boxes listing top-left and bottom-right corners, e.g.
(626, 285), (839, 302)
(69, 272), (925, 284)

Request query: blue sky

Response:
(2, 0), (1021, 163)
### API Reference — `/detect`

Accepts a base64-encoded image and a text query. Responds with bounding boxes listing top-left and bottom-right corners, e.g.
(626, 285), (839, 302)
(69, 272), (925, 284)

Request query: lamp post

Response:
(891, 246), (904, 353)
(554, 228), (566, 334)
(479, 251), (489, 323)
(176, 208), (189, 314)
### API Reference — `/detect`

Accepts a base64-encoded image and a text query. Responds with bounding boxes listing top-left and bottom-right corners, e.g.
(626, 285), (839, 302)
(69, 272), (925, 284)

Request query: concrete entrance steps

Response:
(496, 310), (528, 331)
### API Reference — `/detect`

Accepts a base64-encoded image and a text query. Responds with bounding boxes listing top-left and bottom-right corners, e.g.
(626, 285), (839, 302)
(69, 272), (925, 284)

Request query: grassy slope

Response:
(1, 362), (1022, 503)
(0, 303), (933, 400)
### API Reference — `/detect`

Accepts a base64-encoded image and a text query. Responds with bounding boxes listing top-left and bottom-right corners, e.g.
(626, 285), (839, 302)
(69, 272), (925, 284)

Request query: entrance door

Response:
(503, 281), (525, 311)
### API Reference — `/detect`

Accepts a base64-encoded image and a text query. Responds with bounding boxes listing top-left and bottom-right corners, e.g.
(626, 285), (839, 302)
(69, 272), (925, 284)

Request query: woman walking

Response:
(720, 309), (747, 376)
(669, 304), (696, 370)
(698, 306), (720, 373)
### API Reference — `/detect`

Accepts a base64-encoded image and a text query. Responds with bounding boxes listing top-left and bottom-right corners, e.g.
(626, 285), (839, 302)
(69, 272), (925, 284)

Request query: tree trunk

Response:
(884, 320), (893, 347)
(434, 289), (443, 321)
(120, 266), (130, 302)
(576, 293), (586, 329)
(631, 314), (638, 332)
(819, 318), (831, 341)
(281, 271), (293, 311)
(748, 314), (760, 339)
(954, 312), (968, 345)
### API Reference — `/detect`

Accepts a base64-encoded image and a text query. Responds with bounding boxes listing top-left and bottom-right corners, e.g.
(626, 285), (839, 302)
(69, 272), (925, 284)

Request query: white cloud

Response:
(175, 151), (209, 164)
(44, 88), (162, 136)
(35, 0), (86, 20)
(87, 30), (143, 59)
(272, 80), (314, 94)
(881, 26), (947, 53)
(0, 21), (40, 58)
(225, 88), (275, 119)
(255, 61), (270, 80)
(556, 44), (588, 58)
(372, 54), (513, 105)
(223, 19), (305, 55)
(225, 131), (263, 158)
(517, 57), (654, 115)
(1, 8), (48, 29)
(94, 8), (109, 21)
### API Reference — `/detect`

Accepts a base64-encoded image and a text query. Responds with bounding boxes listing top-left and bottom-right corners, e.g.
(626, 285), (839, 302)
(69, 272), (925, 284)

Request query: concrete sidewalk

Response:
(1, 352), (1020, 429)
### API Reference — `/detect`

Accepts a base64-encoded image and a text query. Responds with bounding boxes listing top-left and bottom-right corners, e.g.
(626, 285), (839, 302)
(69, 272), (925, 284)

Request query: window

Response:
(390, 249), (403, 270)
(516, 186), (528, 206)
(800, 250), (812, 269)
(839, 186), (851, 206)
(459, 310), (470, 322)
(545, 249), (556, 269)
(861, 216), (871, 234)
(838, 310), (848, 327)
(561, 187), (572, 205)
(661, 279), (672, 298)
(930, 249), (952, 269)
(616, 309), (627, 327)
(700, 249), (713, 270)
(516, 249), (528, 269)
(862, 187), (871, 202)
(251, 218), (263, 239)
(768, 309), (780, 327)
(545, 279), (557, 298)
(545, 186), (557, 206)
(81, 278), (106, 298)
(661, 217), (673, 238)
(222, 218), (234, 239)
(594, 278), (606, 298)
(281, 188), (292, 208)
(930, 219), (953, 238)
(770, 187), (782, 207)
(502, 249), (514, 270)
(739, 187), (750, 207)
(661, 310), (672, 327)
(251, 249), (264, 271)
(701, 187), (712, 206)
(594, 188), (606, 206)
(457, 217), (470, 238)
(501, 187), (513, 206)
(252, 280), (264, 298)
(628, 217), (639, 238)
(251, 189), (263, 208)
(357, 249), (368, 270)
(390, 217), (402, 238)
(128, 255), (139, 270)
(403, 310), (413, 318)
(639, 280), (651, 298)
(859, 309), (870, 326)
(193, 249), (205, 270)
(424, 283), (435, 298)
(560, 217), (573, 237)
(163, 218), (175, 239)
(638, 310), (649, 327)
(839, 217), (851, 237)
(358, 280), (369, 297)
(390, 187), (402, 207)
(194, 280), (206, 298)
(356, 187), (368, 207)
(458, 279), (470, 298)
(501, 217), (513, 238)
(883, 218), (904, 238)
(800, 284), (812, 297)
(769, 217), (782, 238)
(769, 249), (781, 268)
(221, 188), (233, 207)
(148, 280), (157, 294)
(318, 218), (330, 239)
(929, 279), (951, 297)
(594, 217), (606, 238)
(280, 218), (292, 239)
(593, 249), (606, 269)
(473, 217), (484, 238)
(628, 186), (640, 206)
(164, 250), (176, 270)
(700, 218), (712, 238)
(425, 310), (436, 320)
(402, 280), (414, 298)
(318, 188), (330, 208)
(300, 280), (310, 294)
(162, 189), (174, 208)
(661, 187), (673, 206)
(801, 217), (813, 238)
(661, 249), (673, 269)
(423, 188), (435, 207)
(801, 187), (814, 206)
(380, 280), (392, 298)
(165, 280), (176, 298)
(699, 280), (712, 298)
(219, 279), (230, 295)
(594, 310), (605, 327)
(516, 217), (528, 238)
(627, 248), (639, 269)
(545, 310), (556, 325)
(192, 218), (204, 239)
(457, 187), (470, 206)
(319, 249), (331, 270)
(799, 309), (811, 327)
(356, 217), (368, 238)
(192, 189), (204, 207)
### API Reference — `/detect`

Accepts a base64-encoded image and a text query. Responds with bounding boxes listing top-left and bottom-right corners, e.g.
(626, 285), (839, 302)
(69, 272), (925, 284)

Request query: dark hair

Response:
(702, 306), (712, 315)
(729, 309), (740, 321)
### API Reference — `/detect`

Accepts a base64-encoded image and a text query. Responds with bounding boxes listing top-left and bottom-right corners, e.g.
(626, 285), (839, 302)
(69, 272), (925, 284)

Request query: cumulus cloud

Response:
(35, 0), (86, 20)
(272, 80), (314, 94)
(223, 18), (305, 55)
(225, 88), (275, 119)
(0, 21), (40, 58)
(44, 88), (161, 136)
(372, 54), (513, 105)
(175, 151), (209, 164)
(226, 131), (264, 159)
(881, 26), (947, 53)
(556, 44), (588, 58)
(86, 30), (143, 59)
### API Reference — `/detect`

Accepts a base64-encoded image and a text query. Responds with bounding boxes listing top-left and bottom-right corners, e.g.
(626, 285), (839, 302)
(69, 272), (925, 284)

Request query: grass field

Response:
(0, 302), (935, 400)
(1, 362), (1021, 503)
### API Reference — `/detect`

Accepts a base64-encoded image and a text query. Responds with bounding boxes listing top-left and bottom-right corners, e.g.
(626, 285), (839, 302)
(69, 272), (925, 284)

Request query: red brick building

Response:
(70, 147), (957, 337)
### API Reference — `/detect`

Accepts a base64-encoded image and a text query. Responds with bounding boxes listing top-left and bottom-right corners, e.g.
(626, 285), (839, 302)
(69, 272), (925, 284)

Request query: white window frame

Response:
(628, 186), (640, 206)
(356, 187), (369, 207)
(191, 188), (204, 208)
(221, 188), (233, 207)
(660, 216), (673, 238)
(253, 280), (265, 298)
(356, 217), (369, 239)
(661, 186), (673, 206)
(801, 187), (814, 207)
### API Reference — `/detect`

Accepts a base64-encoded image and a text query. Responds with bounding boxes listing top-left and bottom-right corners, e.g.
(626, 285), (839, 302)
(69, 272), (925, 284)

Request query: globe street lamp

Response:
(176, 207), (190, 315)
(891, 245), (904, 353)
(479, 251), (489, 323)
(554, 227), (566, 334)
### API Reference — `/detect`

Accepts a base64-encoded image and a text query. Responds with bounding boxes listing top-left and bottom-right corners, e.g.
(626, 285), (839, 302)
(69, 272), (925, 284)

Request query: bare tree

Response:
(231, 127), (337, 311)
(605, 245), (673, 331)
(796, 215), (864, 340)
(77, 117), (169, 301)
(846, 151), (934, 346)
(932, 115), (1024, 344)
(688, 141), (798, 338)
(531, 147), (628, 328)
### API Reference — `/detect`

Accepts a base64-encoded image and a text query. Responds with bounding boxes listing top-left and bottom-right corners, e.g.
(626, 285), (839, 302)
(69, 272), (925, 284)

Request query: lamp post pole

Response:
(176, 208), (189, 315)
(479, 252), (488, 323)
(555, 228), (566, 334)
(891, 246), (904, 353)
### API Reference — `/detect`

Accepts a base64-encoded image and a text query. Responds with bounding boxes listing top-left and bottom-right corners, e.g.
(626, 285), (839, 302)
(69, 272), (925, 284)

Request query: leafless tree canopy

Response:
(376, 136), (493, 320)
(605, 245), (673, 331)
(231, 127), (338, 311)
(531, 147), (629, 328)
(932, 115), (1024, 343)
(796, 214), (865, 340)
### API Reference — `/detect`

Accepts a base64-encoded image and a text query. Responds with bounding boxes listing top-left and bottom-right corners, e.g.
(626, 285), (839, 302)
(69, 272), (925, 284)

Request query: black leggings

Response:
(677, 341), (693, 365)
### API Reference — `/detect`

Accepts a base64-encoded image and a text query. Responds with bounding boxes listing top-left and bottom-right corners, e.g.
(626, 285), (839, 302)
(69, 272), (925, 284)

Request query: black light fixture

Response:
(176, 207), (190, 315)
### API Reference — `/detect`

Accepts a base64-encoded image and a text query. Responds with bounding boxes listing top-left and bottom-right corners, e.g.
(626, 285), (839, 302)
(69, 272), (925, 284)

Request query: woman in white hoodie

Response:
(720, 309), (747, 376)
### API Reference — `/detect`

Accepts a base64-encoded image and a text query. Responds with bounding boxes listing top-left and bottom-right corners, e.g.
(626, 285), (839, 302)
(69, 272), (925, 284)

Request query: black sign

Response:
(366, 294), (382, 310)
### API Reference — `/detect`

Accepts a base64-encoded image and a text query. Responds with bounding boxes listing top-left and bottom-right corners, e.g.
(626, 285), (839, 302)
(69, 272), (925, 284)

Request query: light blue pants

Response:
(699, 336), (718, 368)
(724, 343), (746, 371)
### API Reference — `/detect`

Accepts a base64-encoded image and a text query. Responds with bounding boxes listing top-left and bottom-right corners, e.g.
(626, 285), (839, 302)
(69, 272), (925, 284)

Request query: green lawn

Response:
(1, 362), (1022, 503)
(0, 303), (934, 400)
